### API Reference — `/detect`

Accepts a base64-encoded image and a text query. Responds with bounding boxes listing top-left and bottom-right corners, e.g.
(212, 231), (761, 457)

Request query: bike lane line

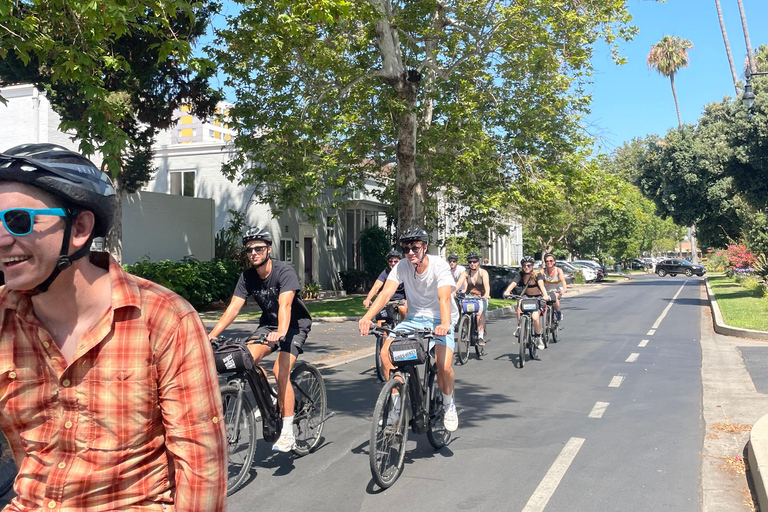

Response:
(521, 437), (586, 512)
(588, 402), (610, 418)
(649, 282), (687, 333)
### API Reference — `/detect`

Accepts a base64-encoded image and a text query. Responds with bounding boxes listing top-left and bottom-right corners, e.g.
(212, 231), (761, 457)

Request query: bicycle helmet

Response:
(0, 143), (117, 293)
(399, 227), (429, 244)
(242, 226), (272, 245)
(386, 249), (403, 260)
(466, 251), (481, 262)
(447, 253), (458, 262)
(521, 256), (535, 264)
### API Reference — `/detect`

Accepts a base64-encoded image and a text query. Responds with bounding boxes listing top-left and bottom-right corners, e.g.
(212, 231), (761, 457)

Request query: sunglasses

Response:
(468, 260), (479, 264)
(245, 245), (269, 254)
(545, 260), (555, 263)
(522, 263), (533, 267)
(400, 244), (424, 254)
(0, 208), (67, 236)
(388, 258), (400, 263)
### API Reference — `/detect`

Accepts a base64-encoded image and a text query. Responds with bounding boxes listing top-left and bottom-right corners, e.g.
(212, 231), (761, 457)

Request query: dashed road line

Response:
(588, 402), (610, 418)
(609, 375), (625, 387)
(651, 282), (686, 330)
(521, 437), (586, 512)
(638, 339), (649, 347)
(646, 329), (656, 336)
(626, 353), (639, 363)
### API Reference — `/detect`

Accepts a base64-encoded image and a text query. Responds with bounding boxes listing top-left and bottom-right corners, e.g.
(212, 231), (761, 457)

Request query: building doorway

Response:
(304, 237), (313, 285)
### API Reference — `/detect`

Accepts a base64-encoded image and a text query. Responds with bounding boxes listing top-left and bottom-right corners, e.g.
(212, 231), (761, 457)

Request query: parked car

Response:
(630, 258), (650, 270)
(572, 260), (606, 281)
(556, 261), (591, 283)
(480, 265), (520, 298)
(567, 261), (598, 282)
(655, 259), (706, 277)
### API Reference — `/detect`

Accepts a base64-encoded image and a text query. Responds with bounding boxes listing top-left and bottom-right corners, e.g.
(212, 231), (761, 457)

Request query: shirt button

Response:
(62, 379), (70, 387)
(8, 372), (16, 379)
(57, 462), (66, 469)
(43, 341), (50, 348)
(64, 421), (73, 429)
(212, 416), (219, 423)
(48, 500), (56, 508)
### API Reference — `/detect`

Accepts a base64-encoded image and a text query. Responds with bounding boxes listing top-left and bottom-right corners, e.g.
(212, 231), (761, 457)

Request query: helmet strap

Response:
(32, 214), (91, 294)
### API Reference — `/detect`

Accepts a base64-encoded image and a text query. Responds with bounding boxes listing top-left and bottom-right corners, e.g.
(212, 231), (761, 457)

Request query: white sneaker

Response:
(253, 407), (262, 421)
(272, 431), (296, 452)
(513, 327), (519, 338)
(535, 337), (545, 350)
(443, 402), (458, 432)
(387, 403), (402, 426)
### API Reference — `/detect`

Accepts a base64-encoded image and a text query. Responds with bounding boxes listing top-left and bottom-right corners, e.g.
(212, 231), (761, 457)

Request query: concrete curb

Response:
(704, 277), (768, 341)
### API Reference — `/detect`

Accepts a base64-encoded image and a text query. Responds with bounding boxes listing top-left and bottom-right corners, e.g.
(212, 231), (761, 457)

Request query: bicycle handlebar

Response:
(368, 325), (434, 339)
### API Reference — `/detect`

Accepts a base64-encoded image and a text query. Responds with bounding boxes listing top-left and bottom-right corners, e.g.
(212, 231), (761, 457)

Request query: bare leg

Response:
(273, 351), (297, 417)
(434, 344), (455, 395)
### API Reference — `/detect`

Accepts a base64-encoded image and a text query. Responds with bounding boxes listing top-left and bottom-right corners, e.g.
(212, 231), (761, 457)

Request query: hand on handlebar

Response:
(266, 331), (285, 343)
(363, 298), (372, 308)
(434, 324), (451, 336)
(359, 318), (374, 336)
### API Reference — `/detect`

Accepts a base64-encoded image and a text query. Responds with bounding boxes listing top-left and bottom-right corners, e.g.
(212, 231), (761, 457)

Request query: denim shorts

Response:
(395, 315), (455, 353)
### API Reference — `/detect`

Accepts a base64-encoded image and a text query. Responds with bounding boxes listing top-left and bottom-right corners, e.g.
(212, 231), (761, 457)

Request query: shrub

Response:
(574, 270), (586, 284)
(215, 210), (249, 270)
(338, 269), (372, 294)
(727, 244), (756, 269)
(303, 281), (322, 300)
(124, 257), (241, 310)
(705, 251), (729, 273)
(445, 236), (481, 264)
(359, 226), (391, 278)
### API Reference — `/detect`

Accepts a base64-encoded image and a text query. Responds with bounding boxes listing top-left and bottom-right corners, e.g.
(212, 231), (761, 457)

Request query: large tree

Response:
(212, 0), (637, 233)
(647, 35), (693, 127)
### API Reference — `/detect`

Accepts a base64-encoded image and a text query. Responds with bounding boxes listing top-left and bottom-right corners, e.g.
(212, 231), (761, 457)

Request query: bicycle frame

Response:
(224, 365), (282, 442)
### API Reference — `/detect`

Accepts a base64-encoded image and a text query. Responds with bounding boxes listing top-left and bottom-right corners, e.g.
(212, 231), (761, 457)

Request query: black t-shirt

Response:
(513, 271), (544, 296)
(376, 269), (406, 301)
(234, 260), (312, 330)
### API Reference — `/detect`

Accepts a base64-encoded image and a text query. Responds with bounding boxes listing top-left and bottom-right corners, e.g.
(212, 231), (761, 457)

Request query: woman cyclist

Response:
(455, 252), (491, 344)
(503, 256), (549, 350)
(539, 253), (567, 321)
(363, 250), (407, 321)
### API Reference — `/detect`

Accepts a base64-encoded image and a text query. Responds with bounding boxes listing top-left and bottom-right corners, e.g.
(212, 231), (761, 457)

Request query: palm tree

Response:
(647, 35), (694, 127)
(736, 0), (755, 74)
(715, 0), (740, 95)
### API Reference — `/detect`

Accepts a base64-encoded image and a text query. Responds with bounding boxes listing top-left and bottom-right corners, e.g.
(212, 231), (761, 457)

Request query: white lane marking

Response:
(639, 339), (649, 347)
(589, 402), (610, 418)
(626, 353), (639, 363)
(650, 282), (686, 330)
(646, 329), (656, 336)
(609, 375), (625, 387)
(521, 437), (586, 512)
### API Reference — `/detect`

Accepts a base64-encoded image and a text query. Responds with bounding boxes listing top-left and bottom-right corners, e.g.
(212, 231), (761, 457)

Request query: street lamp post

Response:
(742, 68), (768, 107)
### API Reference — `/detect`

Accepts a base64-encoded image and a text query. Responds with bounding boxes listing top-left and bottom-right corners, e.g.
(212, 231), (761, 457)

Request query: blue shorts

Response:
(395, 315), (455, 353)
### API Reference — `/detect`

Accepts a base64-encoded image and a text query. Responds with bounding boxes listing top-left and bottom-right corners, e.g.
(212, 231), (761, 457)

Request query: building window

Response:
(180, 128), (197, 137)
(280, 239), (293, 263)
(180, 115), (194, 124)
(326, 217), (336, 249)
(170, 170), (195, 197)
(180, 105), (191, 112)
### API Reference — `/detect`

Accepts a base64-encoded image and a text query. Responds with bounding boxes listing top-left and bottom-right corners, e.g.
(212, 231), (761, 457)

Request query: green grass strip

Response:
(708, 275), (768, 331)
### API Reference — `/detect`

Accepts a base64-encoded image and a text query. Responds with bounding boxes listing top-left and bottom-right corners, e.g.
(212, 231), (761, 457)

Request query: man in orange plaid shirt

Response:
(0, 144), (226, 511)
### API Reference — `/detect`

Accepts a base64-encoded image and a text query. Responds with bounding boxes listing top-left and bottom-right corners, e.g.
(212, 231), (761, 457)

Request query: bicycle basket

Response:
(519, 298), (541, 312)
(389, 337), (427, 367)
(461, 298), (481, 314)
(213, 342), (254, 373)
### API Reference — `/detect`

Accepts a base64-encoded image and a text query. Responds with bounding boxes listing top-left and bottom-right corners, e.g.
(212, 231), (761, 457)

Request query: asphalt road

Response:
(224, 275), (707, 512)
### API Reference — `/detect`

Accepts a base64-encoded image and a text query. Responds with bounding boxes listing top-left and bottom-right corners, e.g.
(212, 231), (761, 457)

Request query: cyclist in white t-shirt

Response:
(359, 227), (459, 432)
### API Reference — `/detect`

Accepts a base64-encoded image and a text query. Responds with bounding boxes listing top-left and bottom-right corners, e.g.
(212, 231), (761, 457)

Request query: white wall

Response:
(121, 191), (214, 264)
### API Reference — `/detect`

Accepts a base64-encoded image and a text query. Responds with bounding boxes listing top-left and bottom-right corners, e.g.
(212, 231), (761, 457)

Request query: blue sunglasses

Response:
(0, 208), (68, 236)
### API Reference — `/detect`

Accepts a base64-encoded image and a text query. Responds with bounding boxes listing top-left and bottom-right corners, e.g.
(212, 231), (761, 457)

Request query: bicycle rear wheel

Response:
(426, 365), (450, 449)
(541, 309), (549, 349)
(375, 334), (386, 382)
(529, 326), (538, 360)
(370, 378), (409, 489)
(291, 363), (327, 456)
(456, 315), (470, 365)
(551, 318), (560, 343)
(220, 385), (257, 496)
(518, 316), (528, 368)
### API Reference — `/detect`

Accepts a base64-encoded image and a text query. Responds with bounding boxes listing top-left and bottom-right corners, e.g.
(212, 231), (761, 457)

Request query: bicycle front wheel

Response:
(426, 365), (450, 449)
(220, 385), (257, 496)
(518, 316), (528, 368)
(370, 378), (409, 489)
(291, 363), (327, 456)
(456, 315), (471, 365)
(541, 310), (549, 349)
(551, 318), (560, 343)
(375, 334), (386, 382)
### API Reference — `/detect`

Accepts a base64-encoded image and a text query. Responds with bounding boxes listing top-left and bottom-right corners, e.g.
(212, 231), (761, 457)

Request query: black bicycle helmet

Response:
(466, 251), (480, 262)
(399, 227), (429, 244)
(386, 249), (403, 260)
(0, 144), (117, 293)
(0, 144), (116, 237)
(447, 254), (458, 262)
(243, 226), (272, 245)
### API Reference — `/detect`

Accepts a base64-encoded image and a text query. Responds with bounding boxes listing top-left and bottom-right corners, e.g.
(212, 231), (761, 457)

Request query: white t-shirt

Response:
(452, 264), (466, 282)
(388, 256), (459, 324)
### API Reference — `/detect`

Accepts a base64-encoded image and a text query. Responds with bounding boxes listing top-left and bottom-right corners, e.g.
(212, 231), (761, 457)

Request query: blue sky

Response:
(204, 0), (768, 155)
(586, 0), (768, 153)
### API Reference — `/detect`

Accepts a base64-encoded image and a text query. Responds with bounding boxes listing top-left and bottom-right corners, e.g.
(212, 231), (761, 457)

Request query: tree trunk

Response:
(107, 177), (123, 264)
(395, 83), (425, 232)
(690, 224), (698, 264)
(715, 0), (740, 95)
(670, 73), (682, 127)
(737, 0), (755, 74)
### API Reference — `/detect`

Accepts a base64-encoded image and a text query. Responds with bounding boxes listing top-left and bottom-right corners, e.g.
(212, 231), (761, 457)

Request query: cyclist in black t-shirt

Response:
(363, 250), (407, 321)
(209, 227), (311, 453)
(503, 255), (549, 350)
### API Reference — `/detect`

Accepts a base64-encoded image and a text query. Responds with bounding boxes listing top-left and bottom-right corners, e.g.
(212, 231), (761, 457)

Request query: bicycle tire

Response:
(426, 365), (450, 449)
(518, 316), (528, 368)
(551, 316), (560, 343)
(370, 378), (409, 489)
(541, 308), (549, 349)
(529, 325), (538, 360)
(375, 334), (386, 382)
(0, 431), (16, 498)
(456, 315), (471, 365)
(473, 316), (485, 357)
(291, 363), (327, 456)
(220, 385), (257, 496)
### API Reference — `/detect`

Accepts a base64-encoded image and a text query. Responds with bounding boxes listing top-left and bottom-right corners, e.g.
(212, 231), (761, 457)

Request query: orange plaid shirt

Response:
(0, 255), (226, 511)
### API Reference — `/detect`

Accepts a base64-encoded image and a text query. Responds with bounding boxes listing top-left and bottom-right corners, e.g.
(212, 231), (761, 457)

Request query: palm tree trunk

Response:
(670, 73), (682, 127)
(736, 0), (755, 73)
(715, 0), (740, 94)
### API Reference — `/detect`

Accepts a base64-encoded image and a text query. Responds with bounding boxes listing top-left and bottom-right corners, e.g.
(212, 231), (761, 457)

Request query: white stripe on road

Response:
(588, 402), (610, 418)
(649, 282), (686, 331)
(646, 329), (656, 336)
(638, 339), (649, 347)
(521, 437), (586, 512)
(608, 375), (625, 387)
(626, 353), (639, 363)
